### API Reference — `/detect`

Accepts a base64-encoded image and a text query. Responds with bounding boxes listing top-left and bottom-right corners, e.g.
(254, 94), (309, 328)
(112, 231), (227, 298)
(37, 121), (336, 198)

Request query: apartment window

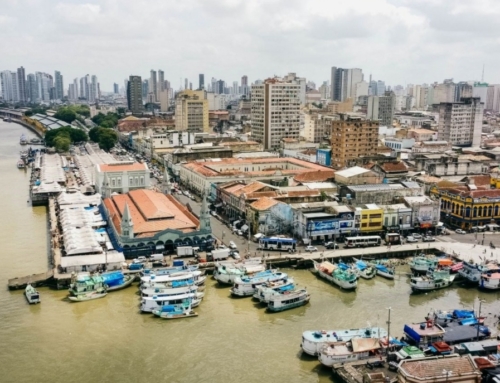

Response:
(117, 178), (122, 187)
(129, 177), (134, 186)
(111, 178), (116, 187)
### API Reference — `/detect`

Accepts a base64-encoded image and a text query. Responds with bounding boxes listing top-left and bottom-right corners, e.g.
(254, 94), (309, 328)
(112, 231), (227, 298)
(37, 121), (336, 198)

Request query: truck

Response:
(176, 246), (199, 258)
(206, 248), (230, 262)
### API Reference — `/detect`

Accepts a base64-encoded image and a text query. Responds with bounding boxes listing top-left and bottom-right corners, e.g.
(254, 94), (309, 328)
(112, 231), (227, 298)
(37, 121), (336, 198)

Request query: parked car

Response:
(230, 251), (241, 260)
(210, 211), (217, 217)
(229, 241), (237, 249)
(422, 236), (435, 242)
(406, 236), (418, 243)
(455, 229), (467, 234)
(133, 256), (147, 264)
(411, 233), (422, 239)
(237, 230), (243, 236)
(305, 245), (318, 252)
(324, 241), (339, 249)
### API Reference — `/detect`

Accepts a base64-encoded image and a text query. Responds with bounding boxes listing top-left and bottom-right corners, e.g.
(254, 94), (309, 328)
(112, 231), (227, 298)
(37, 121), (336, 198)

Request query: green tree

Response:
(53, 135), (71, 152)
(53, 109), (76, 123)
(69, 128), (88, 143)
(89, 127), (102, 143)
(98, 129), (118, 151)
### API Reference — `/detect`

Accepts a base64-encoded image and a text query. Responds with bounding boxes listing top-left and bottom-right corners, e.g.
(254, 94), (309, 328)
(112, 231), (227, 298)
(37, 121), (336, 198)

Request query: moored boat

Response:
(17, 160), (25, 169)
(140, 271), (206, 288)
(24, 283), (40, 304)
(230, 270), (288, 297)
(267, 288), (310, 312)
(409, 256), (439, 273)
(140, 292), (202, 313)
(458, 261), (499, 285)
(253, 278), (296, 304)
(101, 271), (135, 291)
(141, 285), (200, 298)
(480, 271), (500, 290)
(152, 301), (198, 319)
(313, 261), (357, 290)
(317, 337), (381, 367)
(352, 258), (376, 279)
(373, 263), (395, 279)
(214, 260), (266, 285)
(20, 134), (27, 145)
(301, 327), (387, 356)
(68, 291), (108, 302)
(68, 272), (107, 301)
(410, 269), (455, 292)
(140, 264), (199, 277)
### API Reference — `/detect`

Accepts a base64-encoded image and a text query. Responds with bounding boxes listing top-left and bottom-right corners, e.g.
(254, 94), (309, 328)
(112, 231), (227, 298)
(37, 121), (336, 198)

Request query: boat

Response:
(24, 283), (40, 304)
(410, 269), (455, 292)
(140, 273), (199, 290)
(17, 160), (25, 169)
(30, 137), (41, 144)
(101, 271), (135, 292)
(318, 337), (382, 367)
(230, 270), (288, 297)
(141, 285), (200, 298)
(140, 264), (199, 277)
(140, 271), (206, 287)
(20, 134), (27, 145)
(253, 278), (296, 304)
(152, 301), (198, 319)
(313, 261), (357, 290)
(267, 288), (310, 312)
(68, 272), (107, 301)
(480, 271), (500, 290)
(301, 327), (388, 356)
(373, 263), (395, 279)
(20, 150), (28, 159)
(140, 292), (202, 313)
(214, 260), (266, 285)
(458, 261), (499, 285)
(409, 256), (439, 273)
(352, 258), (376, 279)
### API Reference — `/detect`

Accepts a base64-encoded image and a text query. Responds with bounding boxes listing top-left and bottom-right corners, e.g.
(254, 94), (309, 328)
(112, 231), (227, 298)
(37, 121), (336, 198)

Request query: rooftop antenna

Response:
(481, 64), (485, 82)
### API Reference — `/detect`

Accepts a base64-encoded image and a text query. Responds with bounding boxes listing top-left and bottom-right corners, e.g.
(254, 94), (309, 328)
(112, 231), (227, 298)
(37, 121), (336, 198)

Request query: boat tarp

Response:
(404, 325), (421, 343)
(438, 259), (453, 266)
(319, 261), (336, 274)
(351, 338), (381, 353)
(453, 310), (474, 318)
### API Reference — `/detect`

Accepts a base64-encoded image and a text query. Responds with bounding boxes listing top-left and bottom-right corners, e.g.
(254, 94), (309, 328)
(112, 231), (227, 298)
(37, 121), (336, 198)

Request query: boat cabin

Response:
(404, 321), (445, 349)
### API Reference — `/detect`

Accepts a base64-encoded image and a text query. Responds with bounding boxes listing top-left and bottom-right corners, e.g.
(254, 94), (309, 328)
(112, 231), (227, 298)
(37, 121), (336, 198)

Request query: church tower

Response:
(101, 172), (110, 199)
(199, 193), (211, 232)
(121, 202), (134, 239)
(162, 168), (171, 195)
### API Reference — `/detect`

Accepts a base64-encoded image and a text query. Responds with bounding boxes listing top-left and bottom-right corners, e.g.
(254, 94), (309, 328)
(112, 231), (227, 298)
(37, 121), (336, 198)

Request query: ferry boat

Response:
(214, 260), (265, 285)
(458, 261), (498, 284)
(313, 261), (357, 290)
(409, 256), (439, 273)
(20, 150), (28, 159)
(68, 272), (108, 301)
(480, 271), (500, 290)
(25, 283), (40, 304)
(140, 292), (202, 313)
(410, 269), (455, 292)
(140, 264), (199, 277)
(140, 271), (206, 287)
(101, 271), (135, 291)
(267, 288), (310, 312)
(231, 270), (288, 297)
(152, 301), (198, 319)
(352, 258), (376, 279)
(301, 327), (387, 356)
(141, 285), (200, 298)
(373, 263), (395, 279)
(140, 273), (199, 290)
(253, 278), (296, 304)
(20, 134), (27, 145)
(17, 160), (25, 169)
(318, 337), (382, 367)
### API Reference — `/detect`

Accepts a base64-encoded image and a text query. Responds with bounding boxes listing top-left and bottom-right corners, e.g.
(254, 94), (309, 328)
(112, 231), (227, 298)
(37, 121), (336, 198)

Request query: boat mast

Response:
(386, 307), (391, 353)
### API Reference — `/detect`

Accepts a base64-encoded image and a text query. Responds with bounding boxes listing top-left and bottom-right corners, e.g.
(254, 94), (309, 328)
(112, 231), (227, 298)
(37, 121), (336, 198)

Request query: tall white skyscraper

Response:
(54, 70), (64, 100)
(330, 67), (364, 101)
(149, 70), (157, 102)
(0, 70), (17, 102)
(36, 72), (53, 101)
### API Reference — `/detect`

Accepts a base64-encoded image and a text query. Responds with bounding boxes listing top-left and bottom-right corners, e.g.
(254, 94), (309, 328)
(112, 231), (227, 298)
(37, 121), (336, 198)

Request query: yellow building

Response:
(175, 90), (209, 133)
(357, 204), (384, 233)
(430, 185), (500, 230)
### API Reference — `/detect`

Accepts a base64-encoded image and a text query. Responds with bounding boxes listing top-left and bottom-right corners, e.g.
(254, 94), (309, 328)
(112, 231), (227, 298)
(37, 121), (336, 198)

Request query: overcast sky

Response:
(2, 0), (499, 91)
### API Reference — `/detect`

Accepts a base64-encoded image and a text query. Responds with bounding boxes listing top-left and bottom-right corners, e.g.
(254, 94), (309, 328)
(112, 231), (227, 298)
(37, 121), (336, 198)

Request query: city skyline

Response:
(1, 0), (499, 89)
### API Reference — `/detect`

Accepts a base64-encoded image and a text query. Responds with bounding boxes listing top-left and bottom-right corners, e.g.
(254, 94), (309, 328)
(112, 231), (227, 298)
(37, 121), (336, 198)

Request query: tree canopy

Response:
(91, 112), (119, 128)
(88, 127), (118, 151)
(44, 126), (88, 150)
(53, 105), (90, 123)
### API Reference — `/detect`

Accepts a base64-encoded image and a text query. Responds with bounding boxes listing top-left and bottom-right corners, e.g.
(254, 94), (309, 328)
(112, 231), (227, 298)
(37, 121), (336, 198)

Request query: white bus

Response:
(345, 236), (382, 248)
(258, 237), (297, 253)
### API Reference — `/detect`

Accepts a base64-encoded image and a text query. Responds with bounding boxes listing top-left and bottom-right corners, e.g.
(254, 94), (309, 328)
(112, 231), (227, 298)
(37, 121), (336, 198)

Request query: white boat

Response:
(409, 256), (439, 273)
(230, 270), (288, 297)
(140, 264), (199, 277)
(373, 263), (395, 279)
(140, 271), (206, 289)
(410, 269), (455, 292)
(352, 258), (376, 279)
(458, 261), (498, 284)
(152, 302), (198, 319)
(267, 288), (310, 312)
(30, 137), (41, 144)
(301, 327), (387, 356)
(17, 160), (25, 169)
(20, 134), (27, 145)
(214, 260), (265, 285)
(253, 278), (296, 303)
(24, 283), (40, 304)
(318, 337), (381, 367)
(140, 292), (203, 313)
(480, 271), (500, 290)
(141, 285), (201, 298)
(313, 261), (357, 290)
(68, 291), (108, 302)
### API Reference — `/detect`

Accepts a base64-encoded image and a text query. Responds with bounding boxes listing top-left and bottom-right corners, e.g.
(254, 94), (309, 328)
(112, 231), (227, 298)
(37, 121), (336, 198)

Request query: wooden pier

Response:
(332, 358), (398, 383)
(8, 270), (54, 290)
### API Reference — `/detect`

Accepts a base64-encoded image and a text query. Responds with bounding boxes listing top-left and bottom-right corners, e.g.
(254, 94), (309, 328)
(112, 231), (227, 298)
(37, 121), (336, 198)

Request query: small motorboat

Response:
(17, 160), (26, 169)
(68, 291), (108, 302)
(25, 284), (40, 304)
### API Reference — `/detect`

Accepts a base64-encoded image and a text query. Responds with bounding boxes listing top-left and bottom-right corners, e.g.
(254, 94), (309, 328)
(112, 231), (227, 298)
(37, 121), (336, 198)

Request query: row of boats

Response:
(20, 133), (42, 145)
(214, 259), (311, 312)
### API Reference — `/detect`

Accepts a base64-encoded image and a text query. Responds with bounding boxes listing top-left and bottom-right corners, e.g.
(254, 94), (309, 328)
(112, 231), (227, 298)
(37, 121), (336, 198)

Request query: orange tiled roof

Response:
(294, 170), (335, 183)
(400, 356), (477, 379)
(246, 191), (278, 199)
(379, 162), (407, 172)
(234, 181), (268, 197)
(250, 197), (279, 211)
(99, 163), (147, 172)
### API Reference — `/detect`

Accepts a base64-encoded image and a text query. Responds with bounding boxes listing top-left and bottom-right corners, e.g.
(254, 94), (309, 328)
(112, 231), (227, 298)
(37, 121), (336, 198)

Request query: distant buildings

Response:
(330, 67), (363, 101)
(54, 70), (64, 100)
(251, 75), (301, 150)
(127, 75), (144, 114)
(175, 90), (209, 133)
(367, 91), (396, 126)
(437, 97), (483, 147)
(199, 74), (204, 90)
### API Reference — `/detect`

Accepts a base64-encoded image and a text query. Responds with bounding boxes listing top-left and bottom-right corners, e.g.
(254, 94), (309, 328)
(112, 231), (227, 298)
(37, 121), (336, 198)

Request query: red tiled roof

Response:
(99, 163), (148, 172)
(250, 197), (279, 211)
(294, 170), (335, 183)
(379, 162), (407, 172)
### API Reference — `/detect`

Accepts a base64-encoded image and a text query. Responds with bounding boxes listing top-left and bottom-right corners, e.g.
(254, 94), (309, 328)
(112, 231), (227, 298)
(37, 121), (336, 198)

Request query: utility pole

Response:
(476, 299), (484, 340)
(386, 307), (392, 355)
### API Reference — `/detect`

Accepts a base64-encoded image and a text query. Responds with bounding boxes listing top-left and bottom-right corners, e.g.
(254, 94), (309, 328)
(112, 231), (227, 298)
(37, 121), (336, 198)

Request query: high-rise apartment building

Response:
(89, 75), (98, 102)
(199, 74), (204, 90)
(1, 70), (17, 102)
(432, 80), (456, 104)
(330, 113), (379, 169)
(127, 75), (144, 114)
(26, 73), (38, 102)
(113, 83), (119, 94)
(36, 72), (53, 101)
(54, 70), (64, 100)
(455, 82), (473, 102)
(142, 80), (149, 99)
(251, 76), (301, 150)
(216, 80), (225, 94)
(17, 66), (26, 103)
(184, 78), (188, 91)
(367, 91), (395, 127)
(330, 67), (363, 101)
(175, 90), (209, 133)
(437, 97), (483, 147)
(159, 90), (169, 112)
(149, 70), (157, 102)
(158, 70), (164, 100)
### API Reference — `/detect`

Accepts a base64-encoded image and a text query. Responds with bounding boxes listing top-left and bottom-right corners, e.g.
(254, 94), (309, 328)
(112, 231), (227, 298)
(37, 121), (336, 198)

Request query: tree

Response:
(98, 129), (118, 151)
(53, 109), (77, 123)
(89, 127), (101, 143)
(53, 135), (71, 152)
(43, 126), (88, 147)
(69, 128), (88, 143)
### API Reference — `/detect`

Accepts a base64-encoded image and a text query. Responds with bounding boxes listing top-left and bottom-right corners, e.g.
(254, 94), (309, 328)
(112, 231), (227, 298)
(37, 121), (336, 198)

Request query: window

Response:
(129, 177), (134, 186)
(140, 177), (144, 185)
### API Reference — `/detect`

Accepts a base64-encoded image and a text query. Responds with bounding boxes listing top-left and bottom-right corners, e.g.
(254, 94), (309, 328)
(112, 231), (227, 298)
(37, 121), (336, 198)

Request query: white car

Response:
(229, 241), (237, 249)
(237, 230), (243, 236)
(455, 229), (467, 234)
(305, 245), (318, 252)
(230, 251), (240, 260)
(406, 236), (418, 243)
(133, 256), (147, 264)
(411, 233), (422, 239)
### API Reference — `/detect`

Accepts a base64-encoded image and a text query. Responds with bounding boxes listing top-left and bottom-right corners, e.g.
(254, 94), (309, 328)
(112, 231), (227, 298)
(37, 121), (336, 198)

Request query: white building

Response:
(95, 162), (150, 196)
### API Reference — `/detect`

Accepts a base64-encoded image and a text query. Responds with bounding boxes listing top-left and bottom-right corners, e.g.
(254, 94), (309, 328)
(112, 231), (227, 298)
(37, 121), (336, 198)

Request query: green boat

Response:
(68, 272), (108, 302)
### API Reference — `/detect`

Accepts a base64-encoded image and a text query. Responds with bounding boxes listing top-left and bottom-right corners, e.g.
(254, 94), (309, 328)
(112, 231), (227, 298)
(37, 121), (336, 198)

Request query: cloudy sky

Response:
(2, 0), (499, 91)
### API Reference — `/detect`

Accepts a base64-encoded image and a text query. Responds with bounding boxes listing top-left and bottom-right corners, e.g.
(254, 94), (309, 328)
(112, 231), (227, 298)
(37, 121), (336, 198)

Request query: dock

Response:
(8, 270), (54, 290)
(333, 358), (398, 383)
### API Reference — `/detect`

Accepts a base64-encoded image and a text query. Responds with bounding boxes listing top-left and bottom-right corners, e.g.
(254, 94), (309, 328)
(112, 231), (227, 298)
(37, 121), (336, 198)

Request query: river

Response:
(0, 120), (499, 383)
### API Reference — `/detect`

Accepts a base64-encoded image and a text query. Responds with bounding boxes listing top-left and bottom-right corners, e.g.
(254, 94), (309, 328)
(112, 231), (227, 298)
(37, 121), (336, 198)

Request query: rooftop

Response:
(249, 197), (279, 211)
(399, 355), (479, 380)
(335, 166), (371, 178)
(98, 162), (148, 172)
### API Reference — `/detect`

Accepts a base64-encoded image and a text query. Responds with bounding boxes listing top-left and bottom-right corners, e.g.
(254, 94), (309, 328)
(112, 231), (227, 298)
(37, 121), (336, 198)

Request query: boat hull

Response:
(316, 268), (357, 290)
(68, 292), (108, 302)
(154, 311), (198, 319)
(107, 275), (135, 292)
(376, 270), (395, 279)
(267, 295), (310, 312)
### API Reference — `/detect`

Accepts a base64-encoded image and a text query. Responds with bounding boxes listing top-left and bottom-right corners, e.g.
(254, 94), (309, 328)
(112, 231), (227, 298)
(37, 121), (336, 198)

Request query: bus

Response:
(345, 236), (382, 248)
(385, 233), (401, 245)
(258, 237), (297, 253)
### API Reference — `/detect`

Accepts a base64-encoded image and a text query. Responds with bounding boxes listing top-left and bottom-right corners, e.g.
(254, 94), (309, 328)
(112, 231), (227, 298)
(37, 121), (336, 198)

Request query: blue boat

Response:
(101, 271), (135, 291)
(253, 278), (296, 303)
(352, 258), (376, 279)
(373, 264), (395, 279)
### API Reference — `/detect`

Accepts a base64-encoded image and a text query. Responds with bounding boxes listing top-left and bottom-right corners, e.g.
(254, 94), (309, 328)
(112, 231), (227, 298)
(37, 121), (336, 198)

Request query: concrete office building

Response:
(330, 113), (379, 169)
(437, 97), (483, 147)
(251, 76), (301, 150)
(330, 67), (364, 101)
(17, 66), (26, 103)
(175, 90), (209, 133)
(127, 75), (144, 114)
(367, 91), (396, 127)
(54, 70), (64, 100)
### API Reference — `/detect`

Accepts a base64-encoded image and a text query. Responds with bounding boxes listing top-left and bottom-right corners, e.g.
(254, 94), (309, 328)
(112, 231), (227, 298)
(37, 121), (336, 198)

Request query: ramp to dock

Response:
(8, 270), (54, 290)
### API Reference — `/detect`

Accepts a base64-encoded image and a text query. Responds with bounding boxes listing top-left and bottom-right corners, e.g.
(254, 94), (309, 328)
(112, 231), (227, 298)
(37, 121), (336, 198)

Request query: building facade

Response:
(127, 75), (144, 114)
(437, 97), (483, 147)
(175, 90), (209, 133)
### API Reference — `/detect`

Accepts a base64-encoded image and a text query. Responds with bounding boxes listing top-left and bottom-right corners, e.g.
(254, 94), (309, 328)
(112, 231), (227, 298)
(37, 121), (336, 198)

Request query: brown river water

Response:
(0, 120), (499, 383)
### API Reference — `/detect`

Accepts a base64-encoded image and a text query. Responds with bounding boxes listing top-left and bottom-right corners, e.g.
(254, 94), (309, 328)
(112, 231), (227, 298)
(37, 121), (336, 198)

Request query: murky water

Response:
(1, 121), (499, 383)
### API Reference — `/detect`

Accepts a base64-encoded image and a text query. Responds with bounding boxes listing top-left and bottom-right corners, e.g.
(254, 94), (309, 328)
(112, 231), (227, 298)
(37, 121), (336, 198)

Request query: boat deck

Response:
(333, 357), (398, 383)
(322, 343), (351, 356)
